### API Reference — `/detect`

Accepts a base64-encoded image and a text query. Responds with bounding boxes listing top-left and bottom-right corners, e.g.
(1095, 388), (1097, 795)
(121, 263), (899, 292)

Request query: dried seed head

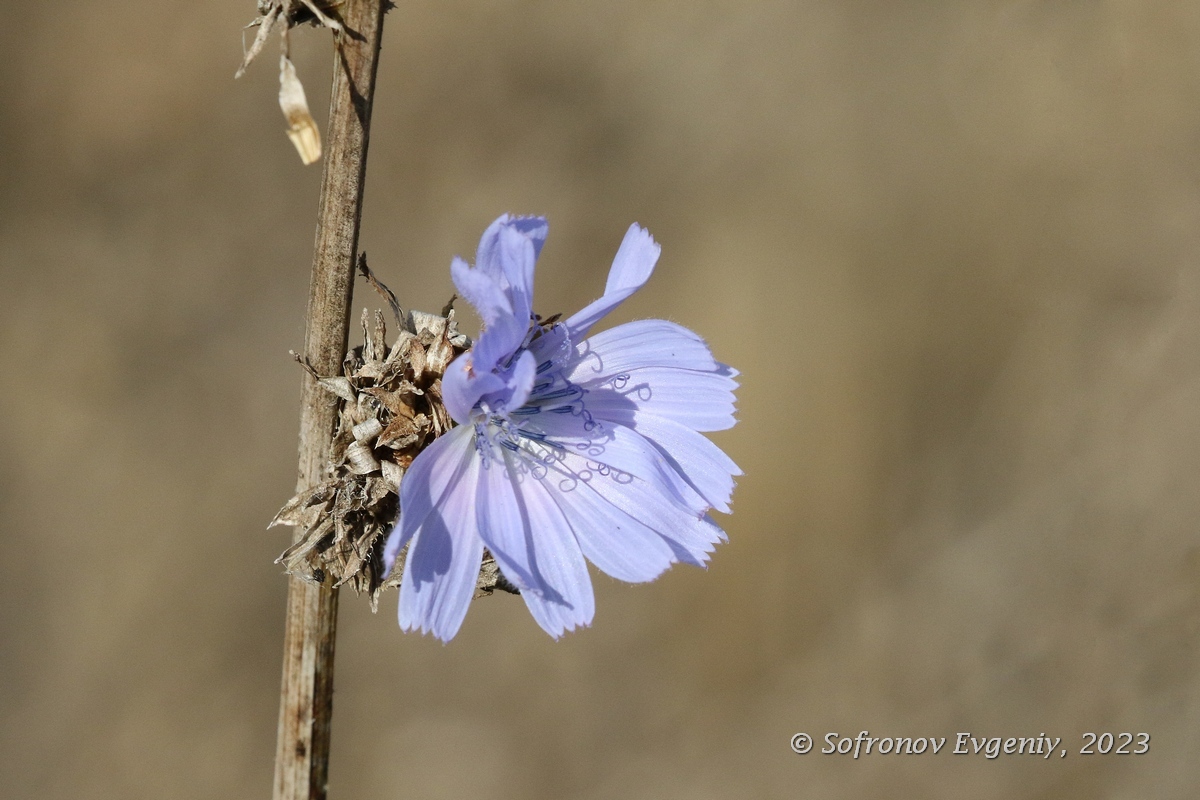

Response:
(272, 267), (519, 609)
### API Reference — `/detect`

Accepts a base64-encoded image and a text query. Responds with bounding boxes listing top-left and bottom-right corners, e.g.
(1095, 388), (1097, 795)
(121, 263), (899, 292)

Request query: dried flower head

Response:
(270, 260), (508, 610)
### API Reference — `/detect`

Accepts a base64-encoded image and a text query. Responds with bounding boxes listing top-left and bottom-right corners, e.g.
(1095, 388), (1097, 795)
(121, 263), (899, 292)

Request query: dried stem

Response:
(274, 2), (388, 799)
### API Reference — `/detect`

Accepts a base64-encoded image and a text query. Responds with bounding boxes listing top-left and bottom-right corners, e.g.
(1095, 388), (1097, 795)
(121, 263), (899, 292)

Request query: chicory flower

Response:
(383, 215), (740, 640)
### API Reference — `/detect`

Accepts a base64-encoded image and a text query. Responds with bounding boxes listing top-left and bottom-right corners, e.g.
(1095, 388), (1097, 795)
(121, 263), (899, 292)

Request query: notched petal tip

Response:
(451, 256), (513, 325)
(502, 214), (550, 259)
(564, 227), (664, 339)
(607, 223), (661, 294)
(479, 214), (548, 256)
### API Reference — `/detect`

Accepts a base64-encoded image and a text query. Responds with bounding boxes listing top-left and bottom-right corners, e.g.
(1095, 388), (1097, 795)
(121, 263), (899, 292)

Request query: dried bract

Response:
(278, 54), (321, 165)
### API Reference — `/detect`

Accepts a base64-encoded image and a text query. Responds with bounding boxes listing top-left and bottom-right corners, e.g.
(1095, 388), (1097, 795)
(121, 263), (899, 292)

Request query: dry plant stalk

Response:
(262, 2), (387, 798)
(244, 3), (512, 797)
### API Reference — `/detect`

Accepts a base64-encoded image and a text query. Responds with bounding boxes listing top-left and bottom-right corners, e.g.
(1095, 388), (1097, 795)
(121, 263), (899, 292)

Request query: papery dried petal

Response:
(279, 54), (321, 165)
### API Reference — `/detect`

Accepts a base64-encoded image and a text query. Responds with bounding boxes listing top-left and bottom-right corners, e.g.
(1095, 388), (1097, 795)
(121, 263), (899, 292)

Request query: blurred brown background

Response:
(3, 1), (1199, 797)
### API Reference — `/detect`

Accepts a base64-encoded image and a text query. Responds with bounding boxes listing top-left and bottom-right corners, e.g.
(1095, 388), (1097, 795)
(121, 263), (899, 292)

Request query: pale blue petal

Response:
(530, 445), (678, 582)
(441, 355), (505, 425)
(451, 256), (511, 326)
(495, 223), (537, 323)
(473, 440), (595, 635)
(508, 216), (549, 259)
(471, 312), (528, 376)
(473, 447), (543, 594)
(513, 472), (595, 637)
(605, 411), (741, 514)
(565, 319), (738, 431)
(450, 250), (527, 373)
(525, 322), (572, 368)
(606, 224), (660, 292)
(579, 461), (728, 566)
(474, 215), (546, 324)
(385, 424), (477, 573)
(569, 319), (722, 376)
(658, 514), (727, 566)
(564, 224), (660, 340)
(576, 367), (739, 432)
(501, 350), (538, 412)
(398, 444), (485, 641)
(476, 215), (547, 281)
(473, 216), (511, 281)
(528, 412), (710, 516)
